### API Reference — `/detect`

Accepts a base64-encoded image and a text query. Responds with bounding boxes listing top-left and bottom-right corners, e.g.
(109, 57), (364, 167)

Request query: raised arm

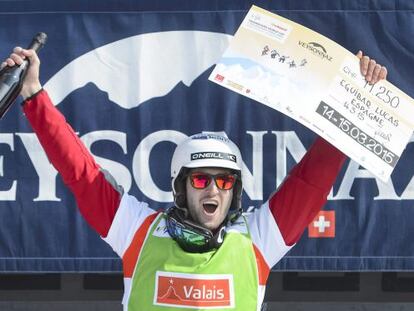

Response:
(2, 47), (122, 237)
(270, 137), (346, 245)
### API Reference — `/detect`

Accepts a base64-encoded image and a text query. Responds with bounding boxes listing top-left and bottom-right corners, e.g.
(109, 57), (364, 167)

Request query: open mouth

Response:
(203, 202), (218, 214)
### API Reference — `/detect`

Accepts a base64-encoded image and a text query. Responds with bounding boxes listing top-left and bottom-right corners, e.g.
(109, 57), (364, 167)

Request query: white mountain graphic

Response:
(159, 285), (183, 301)
(44, 31), (232, 108)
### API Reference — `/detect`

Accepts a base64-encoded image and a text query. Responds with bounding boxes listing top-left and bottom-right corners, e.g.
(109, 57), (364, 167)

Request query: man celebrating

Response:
(2, 48), (386, 310)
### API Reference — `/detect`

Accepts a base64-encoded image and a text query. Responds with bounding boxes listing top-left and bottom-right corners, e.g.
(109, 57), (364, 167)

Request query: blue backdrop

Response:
(0, 0), (413, 272)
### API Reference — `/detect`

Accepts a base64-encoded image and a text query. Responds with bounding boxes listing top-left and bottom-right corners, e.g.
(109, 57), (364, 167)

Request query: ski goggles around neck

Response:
(165, 208), (225, 253)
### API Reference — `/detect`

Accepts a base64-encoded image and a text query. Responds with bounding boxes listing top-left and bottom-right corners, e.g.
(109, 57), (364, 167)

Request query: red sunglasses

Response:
(189, 172), (237, 190)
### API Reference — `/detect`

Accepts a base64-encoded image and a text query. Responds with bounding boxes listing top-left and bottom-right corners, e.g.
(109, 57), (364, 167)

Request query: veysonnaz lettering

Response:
(3, 130), (412, 203)
(191, 152), (237, 162)
(298, 41), (333, 62)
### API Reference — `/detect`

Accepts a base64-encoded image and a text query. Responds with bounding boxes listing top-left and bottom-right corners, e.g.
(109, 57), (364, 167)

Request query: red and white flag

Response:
(308, 210), (335, 238)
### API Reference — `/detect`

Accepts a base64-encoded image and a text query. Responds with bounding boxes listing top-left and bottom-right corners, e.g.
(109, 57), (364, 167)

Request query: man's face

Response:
(186, 167), (234, 231)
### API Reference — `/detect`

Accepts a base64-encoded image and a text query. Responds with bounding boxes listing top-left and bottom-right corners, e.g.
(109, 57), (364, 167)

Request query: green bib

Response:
(127, 214), (259, 310)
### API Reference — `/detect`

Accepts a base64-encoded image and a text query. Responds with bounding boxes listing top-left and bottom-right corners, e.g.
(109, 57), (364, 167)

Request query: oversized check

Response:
(209, 5), (414, 182)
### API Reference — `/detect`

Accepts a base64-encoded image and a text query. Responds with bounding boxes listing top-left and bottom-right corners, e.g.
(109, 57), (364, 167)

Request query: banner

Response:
(0, 0), (413, 272)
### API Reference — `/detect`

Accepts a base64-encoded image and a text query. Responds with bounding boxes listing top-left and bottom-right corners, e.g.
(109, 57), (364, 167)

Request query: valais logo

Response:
(154, 271), (235, 308)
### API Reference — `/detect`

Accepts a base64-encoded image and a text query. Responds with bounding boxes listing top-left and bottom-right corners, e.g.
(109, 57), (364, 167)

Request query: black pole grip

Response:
(27, 32), (47, 52)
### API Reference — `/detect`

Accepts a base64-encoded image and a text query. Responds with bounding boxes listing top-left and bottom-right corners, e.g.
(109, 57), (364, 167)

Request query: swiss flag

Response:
(308, 210), (335, 238)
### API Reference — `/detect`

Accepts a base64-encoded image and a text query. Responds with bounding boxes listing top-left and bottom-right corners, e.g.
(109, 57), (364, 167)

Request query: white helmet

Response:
(171, 133), (243, 211)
